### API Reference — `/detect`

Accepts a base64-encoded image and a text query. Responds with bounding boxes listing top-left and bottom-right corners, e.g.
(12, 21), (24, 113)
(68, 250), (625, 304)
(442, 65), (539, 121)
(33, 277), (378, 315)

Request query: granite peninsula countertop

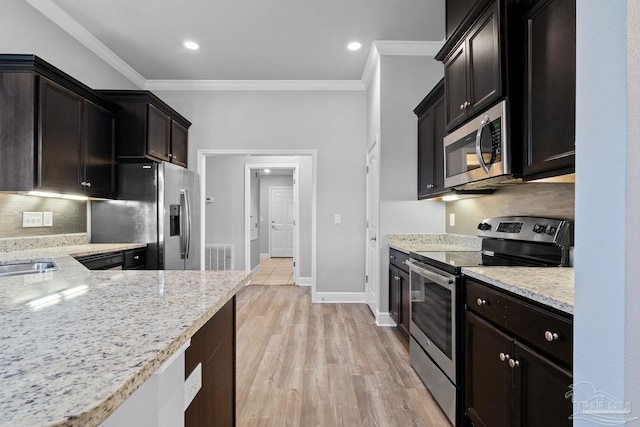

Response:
(0, 244), (251, 427)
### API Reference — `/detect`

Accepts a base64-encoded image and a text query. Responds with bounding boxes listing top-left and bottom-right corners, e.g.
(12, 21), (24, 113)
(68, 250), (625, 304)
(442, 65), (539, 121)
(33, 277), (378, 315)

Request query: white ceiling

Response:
(43, 0), (445, 82)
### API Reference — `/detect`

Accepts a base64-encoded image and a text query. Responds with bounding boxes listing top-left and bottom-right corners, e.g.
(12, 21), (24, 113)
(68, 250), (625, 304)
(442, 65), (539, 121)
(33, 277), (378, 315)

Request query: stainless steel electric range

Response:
(406, 216), (572, 426)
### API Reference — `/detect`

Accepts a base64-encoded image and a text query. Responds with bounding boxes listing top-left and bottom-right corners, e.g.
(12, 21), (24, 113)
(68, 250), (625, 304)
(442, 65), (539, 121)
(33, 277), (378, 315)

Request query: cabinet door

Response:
(465, 311), (511, 427)
(444, 43), (468, 130)
(466, 2), (501, 117)
(417, 107), (435, 198)
(523, 0), (576, 179)
(389, 265), (401, 326)
(38, 77), (83, 192)
(84, 101), (116, 198)
(147, 103), (171, 162)
(446, 0), (476, 39)
(512, 341), (573, 427)
(170, 120), (188, 167)
(399, 269), (410, 337)
(185, 297), (236, 427)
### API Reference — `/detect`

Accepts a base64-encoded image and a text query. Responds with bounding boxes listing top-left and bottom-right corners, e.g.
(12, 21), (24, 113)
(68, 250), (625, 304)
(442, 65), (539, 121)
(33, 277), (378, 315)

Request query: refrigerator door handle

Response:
(180, 190), (187, 259)
(184, 188), (192, 259)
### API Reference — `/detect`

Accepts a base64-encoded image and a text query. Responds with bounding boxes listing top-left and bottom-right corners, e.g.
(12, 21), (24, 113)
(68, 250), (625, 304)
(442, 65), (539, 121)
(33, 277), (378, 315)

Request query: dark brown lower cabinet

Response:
(185, 297), (236, 427)
(388, 249), (410, 341)
(465, 311), (572, 427)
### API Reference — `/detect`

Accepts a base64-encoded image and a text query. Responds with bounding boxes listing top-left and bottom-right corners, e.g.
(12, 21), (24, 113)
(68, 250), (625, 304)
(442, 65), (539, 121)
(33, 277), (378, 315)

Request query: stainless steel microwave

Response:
(444, 100), (518, 189)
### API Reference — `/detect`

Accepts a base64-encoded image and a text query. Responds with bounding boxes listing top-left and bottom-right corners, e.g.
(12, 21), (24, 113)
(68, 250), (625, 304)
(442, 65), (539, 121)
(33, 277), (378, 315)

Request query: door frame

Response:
(365, 136), (380, 319)
(268, 185), (295, 258)
(197, 149), (316, 296)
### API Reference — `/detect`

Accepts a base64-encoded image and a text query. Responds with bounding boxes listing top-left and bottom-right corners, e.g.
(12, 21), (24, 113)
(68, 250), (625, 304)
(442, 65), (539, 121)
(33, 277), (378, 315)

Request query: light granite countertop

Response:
(388, 233), (482, 254)
(462, 266), (574, 315)
(0, 245), (251, 427)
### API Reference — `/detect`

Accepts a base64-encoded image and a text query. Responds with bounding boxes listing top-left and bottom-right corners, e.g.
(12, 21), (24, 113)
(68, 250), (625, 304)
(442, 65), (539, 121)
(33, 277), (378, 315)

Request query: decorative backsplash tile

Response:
(445, 183), (575, 236)
(0, 193), (87, 238)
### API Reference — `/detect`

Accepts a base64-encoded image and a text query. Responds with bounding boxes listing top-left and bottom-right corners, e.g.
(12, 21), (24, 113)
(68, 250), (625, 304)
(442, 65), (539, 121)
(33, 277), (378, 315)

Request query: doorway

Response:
(365, 137), (379, 316)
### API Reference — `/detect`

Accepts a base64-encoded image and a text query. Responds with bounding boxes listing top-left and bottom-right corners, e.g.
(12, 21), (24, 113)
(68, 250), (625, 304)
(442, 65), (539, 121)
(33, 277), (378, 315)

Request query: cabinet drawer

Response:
(123, 248), (146, 269)
(389, 249), (410, 272)
(466, 279), (573, 368)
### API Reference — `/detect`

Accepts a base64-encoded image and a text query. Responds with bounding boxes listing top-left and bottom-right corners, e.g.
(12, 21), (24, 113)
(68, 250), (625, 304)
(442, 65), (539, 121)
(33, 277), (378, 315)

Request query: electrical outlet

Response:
(23, 212), (43, 228)
(43, 212), (53, 227)
(334, 214), (341, 224)
(449, 213), (455, 227)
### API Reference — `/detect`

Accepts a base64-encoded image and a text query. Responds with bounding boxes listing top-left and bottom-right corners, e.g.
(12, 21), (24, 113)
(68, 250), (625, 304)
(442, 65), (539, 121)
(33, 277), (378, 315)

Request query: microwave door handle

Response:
(475, 115), (492, 174)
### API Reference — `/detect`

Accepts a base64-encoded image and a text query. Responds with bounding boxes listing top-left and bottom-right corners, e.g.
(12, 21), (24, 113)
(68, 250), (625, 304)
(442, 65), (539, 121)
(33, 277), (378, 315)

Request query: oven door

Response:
(407, 259), (457, 383)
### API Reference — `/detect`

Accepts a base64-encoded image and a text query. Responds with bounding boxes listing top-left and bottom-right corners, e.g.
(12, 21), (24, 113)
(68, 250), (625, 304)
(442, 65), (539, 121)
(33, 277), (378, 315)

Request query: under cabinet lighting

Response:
(23, 191), (88, 201)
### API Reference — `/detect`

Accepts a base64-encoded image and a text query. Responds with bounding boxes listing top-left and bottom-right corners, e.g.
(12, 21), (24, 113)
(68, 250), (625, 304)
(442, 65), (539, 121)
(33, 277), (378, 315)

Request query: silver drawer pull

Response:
(499, 352), (509, 362)
(544, 331), (559, 342)
(476, 298), (487, 306)
(133, 256), (140, 260)
(509, 359), (520, 368)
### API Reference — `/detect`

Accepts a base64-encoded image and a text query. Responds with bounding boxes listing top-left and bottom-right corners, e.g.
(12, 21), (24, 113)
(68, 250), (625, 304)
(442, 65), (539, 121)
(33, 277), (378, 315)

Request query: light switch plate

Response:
(43, 212), (53, 227)
(23, 212), (43, 228)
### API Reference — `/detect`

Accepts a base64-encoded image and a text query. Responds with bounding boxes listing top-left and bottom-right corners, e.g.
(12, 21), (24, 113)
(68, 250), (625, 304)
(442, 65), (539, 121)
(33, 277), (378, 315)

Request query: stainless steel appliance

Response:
(407, 216), (571, 426)
(91, 162), (201, 270)
(444, 100), (519, 189)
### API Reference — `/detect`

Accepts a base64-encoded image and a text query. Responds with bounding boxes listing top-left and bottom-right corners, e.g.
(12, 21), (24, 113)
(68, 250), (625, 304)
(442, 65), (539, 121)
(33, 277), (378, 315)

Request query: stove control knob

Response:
(477, 222), (491, 231)
(546, 226), (557, 235)
(533, 223), (547, 233)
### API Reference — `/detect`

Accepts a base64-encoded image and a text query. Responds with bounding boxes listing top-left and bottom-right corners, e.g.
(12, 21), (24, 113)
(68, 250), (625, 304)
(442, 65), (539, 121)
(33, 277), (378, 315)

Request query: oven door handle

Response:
(407, 259), (454, 285)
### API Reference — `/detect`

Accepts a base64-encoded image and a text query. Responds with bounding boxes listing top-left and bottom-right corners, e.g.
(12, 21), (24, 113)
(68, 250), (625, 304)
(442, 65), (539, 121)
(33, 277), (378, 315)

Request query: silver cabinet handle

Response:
(370, 236), (377, 242)
(509, 359), (520, 368)
(460, 103), (464, 110)
(390, 255), (396, 259)
(133, 255), (139, 260)
(545, 331), (559, 342)
(499, 352), (509, 362)
(476, 298), (487, 306)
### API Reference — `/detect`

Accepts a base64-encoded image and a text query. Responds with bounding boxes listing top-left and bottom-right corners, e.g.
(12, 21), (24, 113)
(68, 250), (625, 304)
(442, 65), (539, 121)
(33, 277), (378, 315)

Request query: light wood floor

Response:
(236, 285), (451, 426)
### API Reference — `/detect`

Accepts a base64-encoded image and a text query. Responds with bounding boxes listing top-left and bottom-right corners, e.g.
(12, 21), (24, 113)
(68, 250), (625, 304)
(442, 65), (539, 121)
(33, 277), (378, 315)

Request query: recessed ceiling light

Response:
(184, 40), (200, 50)
(347, 41), (362, 51)
(263, 169), (271, 174)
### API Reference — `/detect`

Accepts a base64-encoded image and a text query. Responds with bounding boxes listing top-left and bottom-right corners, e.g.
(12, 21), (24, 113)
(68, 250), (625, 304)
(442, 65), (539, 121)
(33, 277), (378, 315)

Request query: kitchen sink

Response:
(0, 259), (59, 277)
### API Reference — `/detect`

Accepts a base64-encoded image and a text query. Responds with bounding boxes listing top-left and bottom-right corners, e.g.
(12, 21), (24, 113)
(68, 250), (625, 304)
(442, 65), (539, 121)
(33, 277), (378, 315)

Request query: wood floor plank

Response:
(236, 285), (451, 426)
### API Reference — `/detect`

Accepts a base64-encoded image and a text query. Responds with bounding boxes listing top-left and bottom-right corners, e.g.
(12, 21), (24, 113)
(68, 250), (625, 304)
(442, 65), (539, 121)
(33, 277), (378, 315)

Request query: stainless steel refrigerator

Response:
(91, 162), (201, 270)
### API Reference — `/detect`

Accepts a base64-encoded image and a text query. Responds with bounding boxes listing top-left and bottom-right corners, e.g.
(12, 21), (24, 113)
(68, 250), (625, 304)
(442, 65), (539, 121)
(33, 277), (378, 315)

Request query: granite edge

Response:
(0, 234), (89, 252)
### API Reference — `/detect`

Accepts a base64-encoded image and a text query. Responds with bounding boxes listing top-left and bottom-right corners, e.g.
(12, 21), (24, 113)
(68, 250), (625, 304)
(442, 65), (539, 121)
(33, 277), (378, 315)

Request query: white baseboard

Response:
(376, 312), (397, 327)
(259, 252), (270, 259)
(250, 264), (261, 275)
(314, 292), (366, 303)
(297, 276), (312, 286)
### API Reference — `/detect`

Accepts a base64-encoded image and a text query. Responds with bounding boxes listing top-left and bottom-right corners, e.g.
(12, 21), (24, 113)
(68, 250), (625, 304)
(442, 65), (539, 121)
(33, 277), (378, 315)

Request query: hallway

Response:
(250, 257), (295, 285)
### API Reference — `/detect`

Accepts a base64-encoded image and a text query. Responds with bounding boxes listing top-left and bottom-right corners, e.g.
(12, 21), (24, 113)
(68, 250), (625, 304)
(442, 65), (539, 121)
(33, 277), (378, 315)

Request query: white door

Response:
(365, 139), (379, 315)
(270, 187), (294, 257)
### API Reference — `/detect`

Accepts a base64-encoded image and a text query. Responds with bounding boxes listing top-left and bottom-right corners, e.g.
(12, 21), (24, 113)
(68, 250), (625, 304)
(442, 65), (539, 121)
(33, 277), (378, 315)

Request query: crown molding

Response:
(144, 79), (366, 91)
(25, 0), (146, 89)
(360, 40), (444, 90)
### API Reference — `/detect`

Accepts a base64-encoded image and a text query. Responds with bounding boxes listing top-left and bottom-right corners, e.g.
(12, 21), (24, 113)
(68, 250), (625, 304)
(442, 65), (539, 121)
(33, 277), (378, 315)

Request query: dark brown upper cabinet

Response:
(99, 91), (191, 167)
(414, 79), (447, 199)
(442, 0), (502, 132)
(0, 55), (117, 198)
(522, 0), (576, 180)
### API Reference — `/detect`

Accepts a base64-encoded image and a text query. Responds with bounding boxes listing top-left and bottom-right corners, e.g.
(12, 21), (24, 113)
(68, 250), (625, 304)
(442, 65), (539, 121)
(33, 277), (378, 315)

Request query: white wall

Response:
(625, 0), (640, 416)
(574, 0), (634, 422)
(374, 55), (446, 315)
(0, 0), (140, 89)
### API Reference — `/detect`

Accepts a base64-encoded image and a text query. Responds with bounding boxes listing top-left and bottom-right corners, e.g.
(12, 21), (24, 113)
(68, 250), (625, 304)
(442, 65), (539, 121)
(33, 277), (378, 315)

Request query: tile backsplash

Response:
(0, 193), (87, 238)
(445, 183), (575, 236)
